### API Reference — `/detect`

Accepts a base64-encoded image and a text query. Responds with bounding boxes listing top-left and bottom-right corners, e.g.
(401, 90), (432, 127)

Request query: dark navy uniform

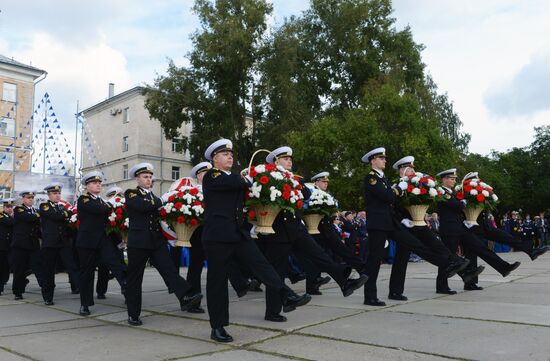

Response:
(202, 167), (289, 329)
(76, 193), (127, 308)
(39, 200), (79, 303)
(125, 186), (194, 320)
(435, 187), (518, 292)
(363, 169), (455, 304)
(521, 219), (536, 246)
(11, 205), (42, 297)
(0, 210), (14, 294)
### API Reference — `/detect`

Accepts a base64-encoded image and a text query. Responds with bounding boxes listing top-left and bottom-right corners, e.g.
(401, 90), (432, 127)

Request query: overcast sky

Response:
(1, 0), (549, 158)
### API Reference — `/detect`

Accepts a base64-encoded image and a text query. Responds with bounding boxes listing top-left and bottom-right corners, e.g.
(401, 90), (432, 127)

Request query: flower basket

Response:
(172, 222), (198, 247)
(250, 204), (281, 234)
(160, 186), (204, 247)
(463, 206), (484, 226)
(244, 149), (304, 235)
(406, 204), (430, 226)
(303, 214), (324, 234)
(106, 196), (129, 241)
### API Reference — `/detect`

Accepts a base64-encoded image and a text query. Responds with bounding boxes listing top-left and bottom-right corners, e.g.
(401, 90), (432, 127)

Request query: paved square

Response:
(0, 251), (548, 360)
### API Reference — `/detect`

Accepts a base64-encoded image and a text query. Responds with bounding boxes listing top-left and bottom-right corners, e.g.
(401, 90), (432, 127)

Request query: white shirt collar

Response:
(442, 186), (452, 193)
(221, 170), (231, 175)
(372, 168), (384, 177)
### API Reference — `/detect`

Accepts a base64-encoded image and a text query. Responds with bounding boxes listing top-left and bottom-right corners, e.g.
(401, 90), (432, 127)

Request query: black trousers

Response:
(10, 248), (42, 296)
(41, 247), (79, 301)
(203, 239), (285, 329)
(0, 250), (9, 292)
(169, 246), (182, 273)
(96, 245), (124, 295)
(365, 226), (449, 300)
(317, 222), (366, 272)
(258, 241), (293, 316)
(187, 227), (205, 295)
(389, 226), (458, 295)
(126, 246), (191, 319)
(436, 231), (511, 290)
(77, 242), (127, 307)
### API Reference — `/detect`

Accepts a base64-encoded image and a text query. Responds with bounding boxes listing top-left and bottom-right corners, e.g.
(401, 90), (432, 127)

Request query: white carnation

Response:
(427, 179), (435, 187)
(412, 188), (421, 195)
(428, 188), (438, 197)
(470, 181), (478, 187)
(470, 189), (478, 196)
(255, 165), (266, 173)
(482, 190), (490, 197)
(492, 194), (499, 201)
(270, 171), (284, 180)
(411, 176), (420, 184)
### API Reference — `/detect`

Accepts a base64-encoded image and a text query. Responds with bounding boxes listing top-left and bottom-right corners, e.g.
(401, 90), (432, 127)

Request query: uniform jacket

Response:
(436, 187), (466, 236)
(39, 201), (71, 248)
(12, 205), (41, 250)
(0, 211), (14, 251)
(202, 168), (251, 243)
(364, 168), (400, 232)
(76, 193), (112, 249)
(125, 186), (165, 249)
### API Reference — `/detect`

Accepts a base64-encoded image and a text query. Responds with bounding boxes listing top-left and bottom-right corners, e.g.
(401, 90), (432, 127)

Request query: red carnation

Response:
(475, 185), (483, 192)
(250, 169), (257, 177)
(189, 188), (199, 196)
(174, 202), (183, 210)
(420, 188), (427, 195)
(72, 208), (78, 214)
(464, 185), (473, 192)
(282, 191), (291, 200)
(420, 177), (427, 184)
(189, 218), (199, 226)
(115, 197), (121, 203)
(259, 176), (269, 185)
(283, 184), (291, 192)
(266, 164), (276, 172)
(159, 208), (167, 216)
(293, 175), (299, 181)
(476, 194), (485, 202)
(407, 185), (414, 193)
(297, 184), (303, 190)
(177, 216), (185, 224)
(115, 208), (123, 214)
(193, 200), (201, 206)
(247, 210), (255, 219)
(168, 195), (175, 202)
(110, 221), (116, 226)
(115, 214), (122, 220)
(297, 200), (303, 209)
(177, 192), (184, 198)
(76, 220), (80, 226)
(456, 192), (465, 200)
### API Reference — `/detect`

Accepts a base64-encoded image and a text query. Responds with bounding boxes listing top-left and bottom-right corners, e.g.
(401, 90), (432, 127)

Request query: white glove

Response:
(108, 197), (117, 206)
(398, 181), (408, 191)
(167, 239), (177, 247)
(245, 175), (253, 184)
(463, 221), (475, 229)
(161, 191), (176, 203)
(461, 200), (468, 206)
(401, 218), (414, 228)
(250, 224), (258, 239)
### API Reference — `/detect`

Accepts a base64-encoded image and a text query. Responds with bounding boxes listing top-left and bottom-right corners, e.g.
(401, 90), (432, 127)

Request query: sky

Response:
(1, 0), (549, 159)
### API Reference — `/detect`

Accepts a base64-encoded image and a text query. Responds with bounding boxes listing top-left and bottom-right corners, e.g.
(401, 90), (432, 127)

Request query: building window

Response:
(171, 166), (180, 180)
(123, 164), (128, 179)
(0, 118), (15, 137)
(2, 83), (17, 103)
(122, 136), (128, 152)
(171, 138), (182, 152)
(0, 151), (14, 171)
(123, 107), (130, 123)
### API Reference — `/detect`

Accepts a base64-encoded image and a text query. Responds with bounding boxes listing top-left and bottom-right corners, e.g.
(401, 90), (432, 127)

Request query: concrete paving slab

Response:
(0, 348), (31, 361)
(252, 334), (453, 361)
(138, 314), (281, 346)
(178, 350), (290, 361)
(0, 318), (103, 337)
(388, 299), (550, 326)
(0, 324), (226, 361)
(449, 282), (550, 305)
(300, 310), (550, 361)
(0, 304), (79, 328)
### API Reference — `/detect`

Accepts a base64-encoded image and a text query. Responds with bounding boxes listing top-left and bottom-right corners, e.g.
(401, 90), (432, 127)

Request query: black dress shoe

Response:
(210, 327), (233, 343)
(180, 293), (203, 312)
(14, 294), (23, 300)
(288, 272), (306, 284)
(282, 293), (312, 313)
(530, 246), (548, 261)
(464, 283), (484, 291)
(306, 288), (322, 296)
(388, 293), (408, 301)
(459, 265), (485, 284)
(127, 317), (143, 326)
(436, 289), (457, 295)
(502, 261), (521, 277)
(44, 300), (54, 306)
(316, 276), (332, 286)
(187, 305), (205, 314)
(25, 278), (30, 286)
(445, 258), (470, 278)
(97, 293), (106, 300)
(79, 306), (90, 316)
(264, 314), (287, 322)
(363, 298), (386, 306)
(248, 278), (263, 292)
(341, 274), (368, 297)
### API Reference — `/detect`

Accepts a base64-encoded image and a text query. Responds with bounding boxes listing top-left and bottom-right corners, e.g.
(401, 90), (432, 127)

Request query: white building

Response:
(81, 85), (192, 195)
